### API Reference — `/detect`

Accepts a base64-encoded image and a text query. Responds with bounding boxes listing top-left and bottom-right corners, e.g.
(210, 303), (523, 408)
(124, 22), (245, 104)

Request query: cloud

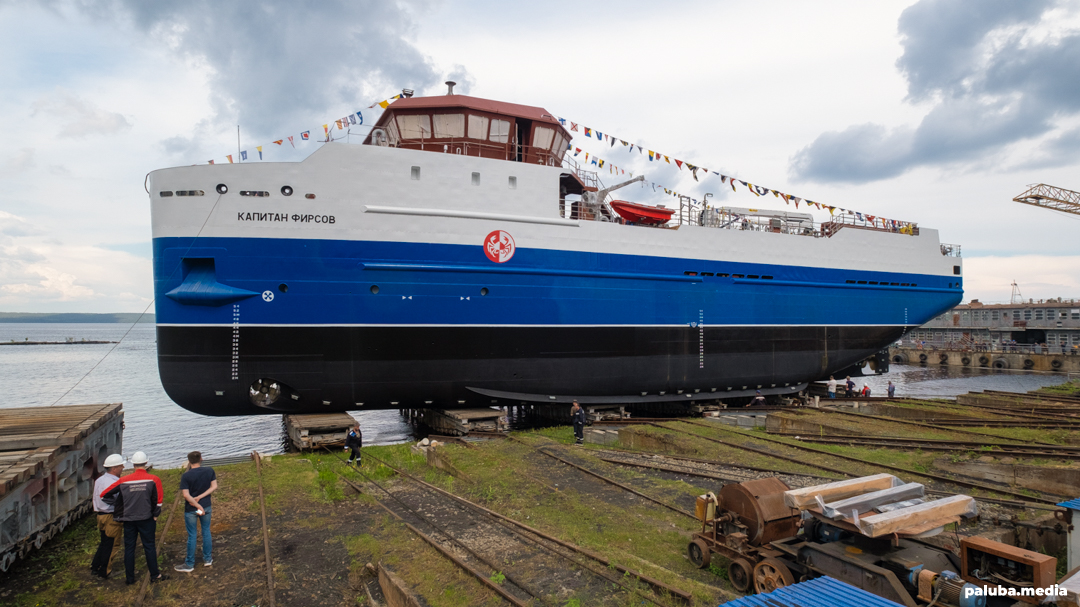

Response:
(0, 148), (36, 177)
(31, 92), (133, 137)
(895, 0), (1052, 101)
(0, 210), (41, 241)
(790, 0), (1080, 184)
(81, 0), (444, 139)
(1016, 126), (1080, 168)
(445, 64), (475, 95)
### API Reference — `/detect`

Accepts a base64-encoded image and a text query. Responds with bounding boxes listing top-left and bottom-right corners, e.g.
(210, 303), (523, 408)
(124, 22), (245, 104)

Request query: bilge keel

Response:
(149, 90), (963, 416)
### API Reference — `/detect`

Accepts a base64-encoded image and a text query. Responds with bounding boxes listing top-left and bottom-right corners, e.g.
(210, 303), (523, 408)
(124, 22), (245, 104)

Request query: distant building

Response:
(905, 298), (1080, 352)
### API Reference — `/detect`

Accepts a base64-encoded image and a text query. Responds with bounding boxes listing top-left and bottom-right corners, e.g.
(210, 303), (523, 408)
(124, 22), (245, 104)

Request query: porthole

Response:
(216, 183), (228, 194)
(305, 193), (316, 199)
(370, 285), (379, 294)
(278, 283), (289, 293)
(240, 190), (270, 197)
(159, 191), (173, 197)
(508, 176), (517, 189)
(471, 172), (480, 186)
(411, 166), (421, 180)
(175, 190), (204, 196)
(480, 287), (489, 296)
(281, 185), (293, 196)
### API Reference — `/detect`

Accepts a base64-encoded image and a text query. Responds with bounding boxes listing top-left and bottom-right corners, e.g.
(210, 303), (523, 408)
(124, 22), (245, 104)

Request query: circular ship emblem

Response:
(483, 230), (516, 263)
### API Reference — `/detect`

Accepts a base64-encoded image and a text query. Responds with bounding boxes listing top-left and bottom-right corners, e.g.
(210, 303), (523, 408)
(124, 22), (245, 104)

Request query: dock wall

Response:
(890, 346), (1080, 372)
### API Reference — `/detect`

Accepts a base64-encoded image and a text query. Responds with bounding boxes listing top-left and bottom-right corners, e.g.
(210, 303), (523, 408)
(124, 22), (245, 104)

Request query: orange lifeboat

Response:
(610, 200), (675, 225)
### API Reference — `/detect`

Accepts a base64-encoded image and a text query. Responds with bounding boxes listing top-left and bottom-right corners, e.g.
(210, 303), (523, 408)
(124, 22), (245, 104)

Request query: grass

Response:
(1037, 379), (1080, 397)
(365, 436), (735, 606)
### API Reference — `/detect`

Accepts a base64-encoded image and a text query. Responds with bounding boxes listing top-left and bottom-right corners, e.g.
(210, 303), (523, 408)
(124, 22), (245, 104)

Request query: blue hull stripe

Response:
(153, 236), (963, 327)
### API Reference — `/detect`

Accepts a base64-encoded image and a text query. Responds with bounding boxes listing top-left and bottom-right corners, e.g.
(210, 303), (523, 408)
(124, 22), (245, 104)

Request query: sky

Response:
(1, 0), (1079, 312)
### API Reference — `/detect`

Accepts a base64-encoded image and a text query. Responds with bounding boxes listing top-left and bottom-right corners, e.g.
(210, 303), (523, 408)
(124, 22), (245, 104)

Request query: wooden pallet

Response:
(0, 404), (123, 451)
(284, 413), (355, 449)
(0, 447), (62, 496)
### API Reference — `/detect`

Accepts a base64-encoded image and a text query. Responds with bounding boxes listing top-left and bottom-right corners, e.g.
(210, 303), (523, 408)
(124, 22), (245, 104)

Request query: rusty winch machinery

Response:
(688, 474), (1057, 606)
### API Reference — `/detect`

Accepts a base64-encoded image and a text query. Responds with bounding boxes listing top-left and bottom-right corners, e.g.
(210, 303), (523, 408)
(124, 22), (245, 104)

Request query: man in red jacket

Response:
(100, 451), (169, 585)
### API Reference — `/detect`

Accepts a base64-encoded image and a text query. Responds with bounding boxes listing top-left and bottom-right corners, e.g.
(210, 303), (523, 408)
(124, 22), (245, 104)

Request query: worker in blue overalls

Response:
(571, 401), (586, 445)
(344, 422), (362, 465)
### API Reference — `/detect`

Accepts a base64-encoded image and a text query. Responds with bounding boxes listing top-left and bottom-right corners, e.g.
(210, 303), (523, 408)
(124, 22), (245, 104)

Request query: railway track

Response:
(326, 448), (690, 607)
(766, 433), (1080, 459)
(649, 420), (1063, 506)
(590, 449), (824, 490)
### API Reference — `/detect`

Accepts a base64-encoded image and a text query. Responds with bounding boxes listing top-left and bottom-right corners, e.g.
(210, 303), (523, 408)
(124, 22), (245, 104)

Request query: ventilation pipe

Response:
(445, 80), (457, 95)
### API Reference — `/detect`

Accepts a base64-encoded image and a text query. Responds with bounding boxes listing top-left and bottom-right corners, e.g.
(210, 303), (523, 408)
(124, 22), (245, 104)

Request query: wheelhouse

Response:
(363, 92), (573, 167)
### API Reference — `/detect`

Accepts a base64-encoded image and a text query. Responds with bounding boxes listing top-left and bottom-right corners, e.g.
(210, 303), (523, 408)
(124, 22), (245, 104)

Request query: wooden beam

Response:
(858, 495), (975, 537)
(783, 474), (898, 509)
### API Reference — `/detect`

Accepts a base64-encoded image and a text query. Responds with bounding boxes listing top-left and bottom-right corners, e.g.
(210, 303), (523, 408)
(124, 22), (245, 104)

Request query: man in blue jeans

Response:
(174, 451), (218, 573)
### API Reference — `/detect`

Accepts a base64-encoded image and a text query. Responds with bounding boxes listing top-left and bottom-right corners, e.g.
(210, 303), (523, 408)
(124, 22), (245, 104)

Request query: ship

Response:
(148, 85), (964, 416)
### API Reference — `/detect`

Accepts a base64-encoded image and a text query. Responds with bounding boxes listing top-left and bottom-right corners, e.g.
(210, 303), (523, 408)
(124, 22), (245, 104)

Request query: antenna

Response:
(237, 125), (241, 162)
(1010, 281), (1023, 305)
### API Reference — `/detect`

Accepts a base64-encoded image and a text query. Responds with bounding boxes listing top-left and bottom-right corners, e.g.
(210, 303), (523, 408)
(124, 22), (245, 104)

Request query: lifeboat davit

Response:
(609, 200), (675, 225)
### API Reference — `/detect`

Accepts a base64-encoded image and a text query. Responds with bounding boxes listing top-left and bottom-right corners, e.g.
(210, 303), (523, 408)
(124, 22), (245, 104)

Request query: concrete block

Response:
(379, 563), (423, 607)
(584, 428), (619, 446)
(934, 458), (1080, 496)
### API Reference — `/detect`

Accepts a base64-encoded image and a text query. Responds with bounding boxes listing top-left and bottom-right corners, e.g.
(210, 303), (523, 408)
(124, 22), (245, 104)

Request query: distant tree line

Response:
(0, 313), (155, 323)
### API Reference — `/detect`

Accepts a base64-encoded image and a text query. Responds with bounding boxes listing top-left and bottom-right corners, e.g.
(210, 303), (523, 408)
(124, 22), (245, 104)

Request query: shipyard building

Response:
(905, 298), (1080, 352)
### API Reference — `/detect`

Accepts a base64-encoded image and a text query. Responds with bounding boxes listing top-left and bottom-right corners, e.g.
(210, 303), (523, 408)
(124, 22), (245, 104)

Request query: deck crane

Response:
(1012, 183), (1080, 216)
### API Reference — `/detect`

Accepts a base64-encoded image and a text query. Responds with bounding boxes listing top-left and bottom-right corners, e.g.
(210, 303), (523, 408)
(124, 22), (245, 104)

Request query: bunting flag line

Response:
(226, 155), (233, 164)
(205, 95), (386, 165)
(562, 115), (916, 232)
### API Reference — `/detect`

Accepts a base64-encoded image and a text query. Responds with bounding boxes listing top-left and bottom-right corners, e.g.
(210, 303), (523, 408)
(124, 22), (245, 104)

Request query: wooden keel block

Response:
(783, 473), (899, 509)
(858, 494), (976, 537)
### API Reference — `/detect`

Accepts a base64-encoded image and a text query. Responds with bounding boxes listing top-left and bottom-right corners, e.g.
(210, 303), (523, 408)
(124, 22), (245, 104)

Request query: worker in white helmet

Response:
(100, 451), (169, 585)
(89, 453), (125, 579)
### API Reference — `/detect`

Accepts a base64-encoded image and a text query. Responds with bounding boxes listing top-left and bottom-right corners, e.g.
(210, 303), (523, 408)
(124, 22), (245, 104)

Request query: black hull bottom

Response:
(157, 325), (906, 416)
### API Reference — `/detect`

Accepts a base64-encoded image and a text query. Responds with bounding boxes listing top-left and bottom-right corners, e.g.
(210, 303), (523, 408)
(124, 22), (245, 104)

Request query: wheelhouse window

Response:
(552, 132), (567, 154)
(433, 113), (464, 138)
(468, 115), (489, 140)
(385, 119), (401, 145)
(533, 126), (555, 150)
(397, 114), (431, 139)
(489, 119), (510, 143)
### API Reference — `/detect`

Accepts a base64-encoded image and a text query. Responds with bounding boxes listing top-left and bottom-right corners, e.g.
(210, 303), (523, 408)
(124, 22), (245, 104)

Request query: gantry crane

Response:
(1013, 183), (1080, 216)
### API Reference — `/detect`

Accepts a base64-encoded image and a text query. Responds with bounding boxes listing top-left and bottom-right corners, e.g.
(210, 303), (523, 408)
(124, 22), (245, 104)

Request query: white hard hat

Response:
(131, 451), (149, 465)
(103, 454), (125, 468)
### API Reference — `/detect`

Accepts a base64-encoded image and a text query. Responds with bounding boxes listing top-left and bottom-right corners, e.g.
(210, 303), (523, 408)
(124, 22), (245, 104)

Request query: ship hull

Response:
(158, 324), (908, 416)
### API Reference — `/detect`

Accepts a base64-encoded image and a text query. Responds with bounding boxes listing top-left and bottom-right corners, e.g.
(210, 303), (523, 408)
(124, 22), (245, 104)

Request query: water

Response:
(1, 323), (1074, 466)
(831, 363), (1073, 398)
(0, 323), (414, 468)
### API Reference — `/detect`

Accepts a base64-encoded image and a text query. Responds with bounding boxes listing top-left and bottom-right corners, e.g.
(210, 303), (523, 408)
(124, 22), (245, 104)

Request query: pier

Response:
(890, 345), (1080, 372)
